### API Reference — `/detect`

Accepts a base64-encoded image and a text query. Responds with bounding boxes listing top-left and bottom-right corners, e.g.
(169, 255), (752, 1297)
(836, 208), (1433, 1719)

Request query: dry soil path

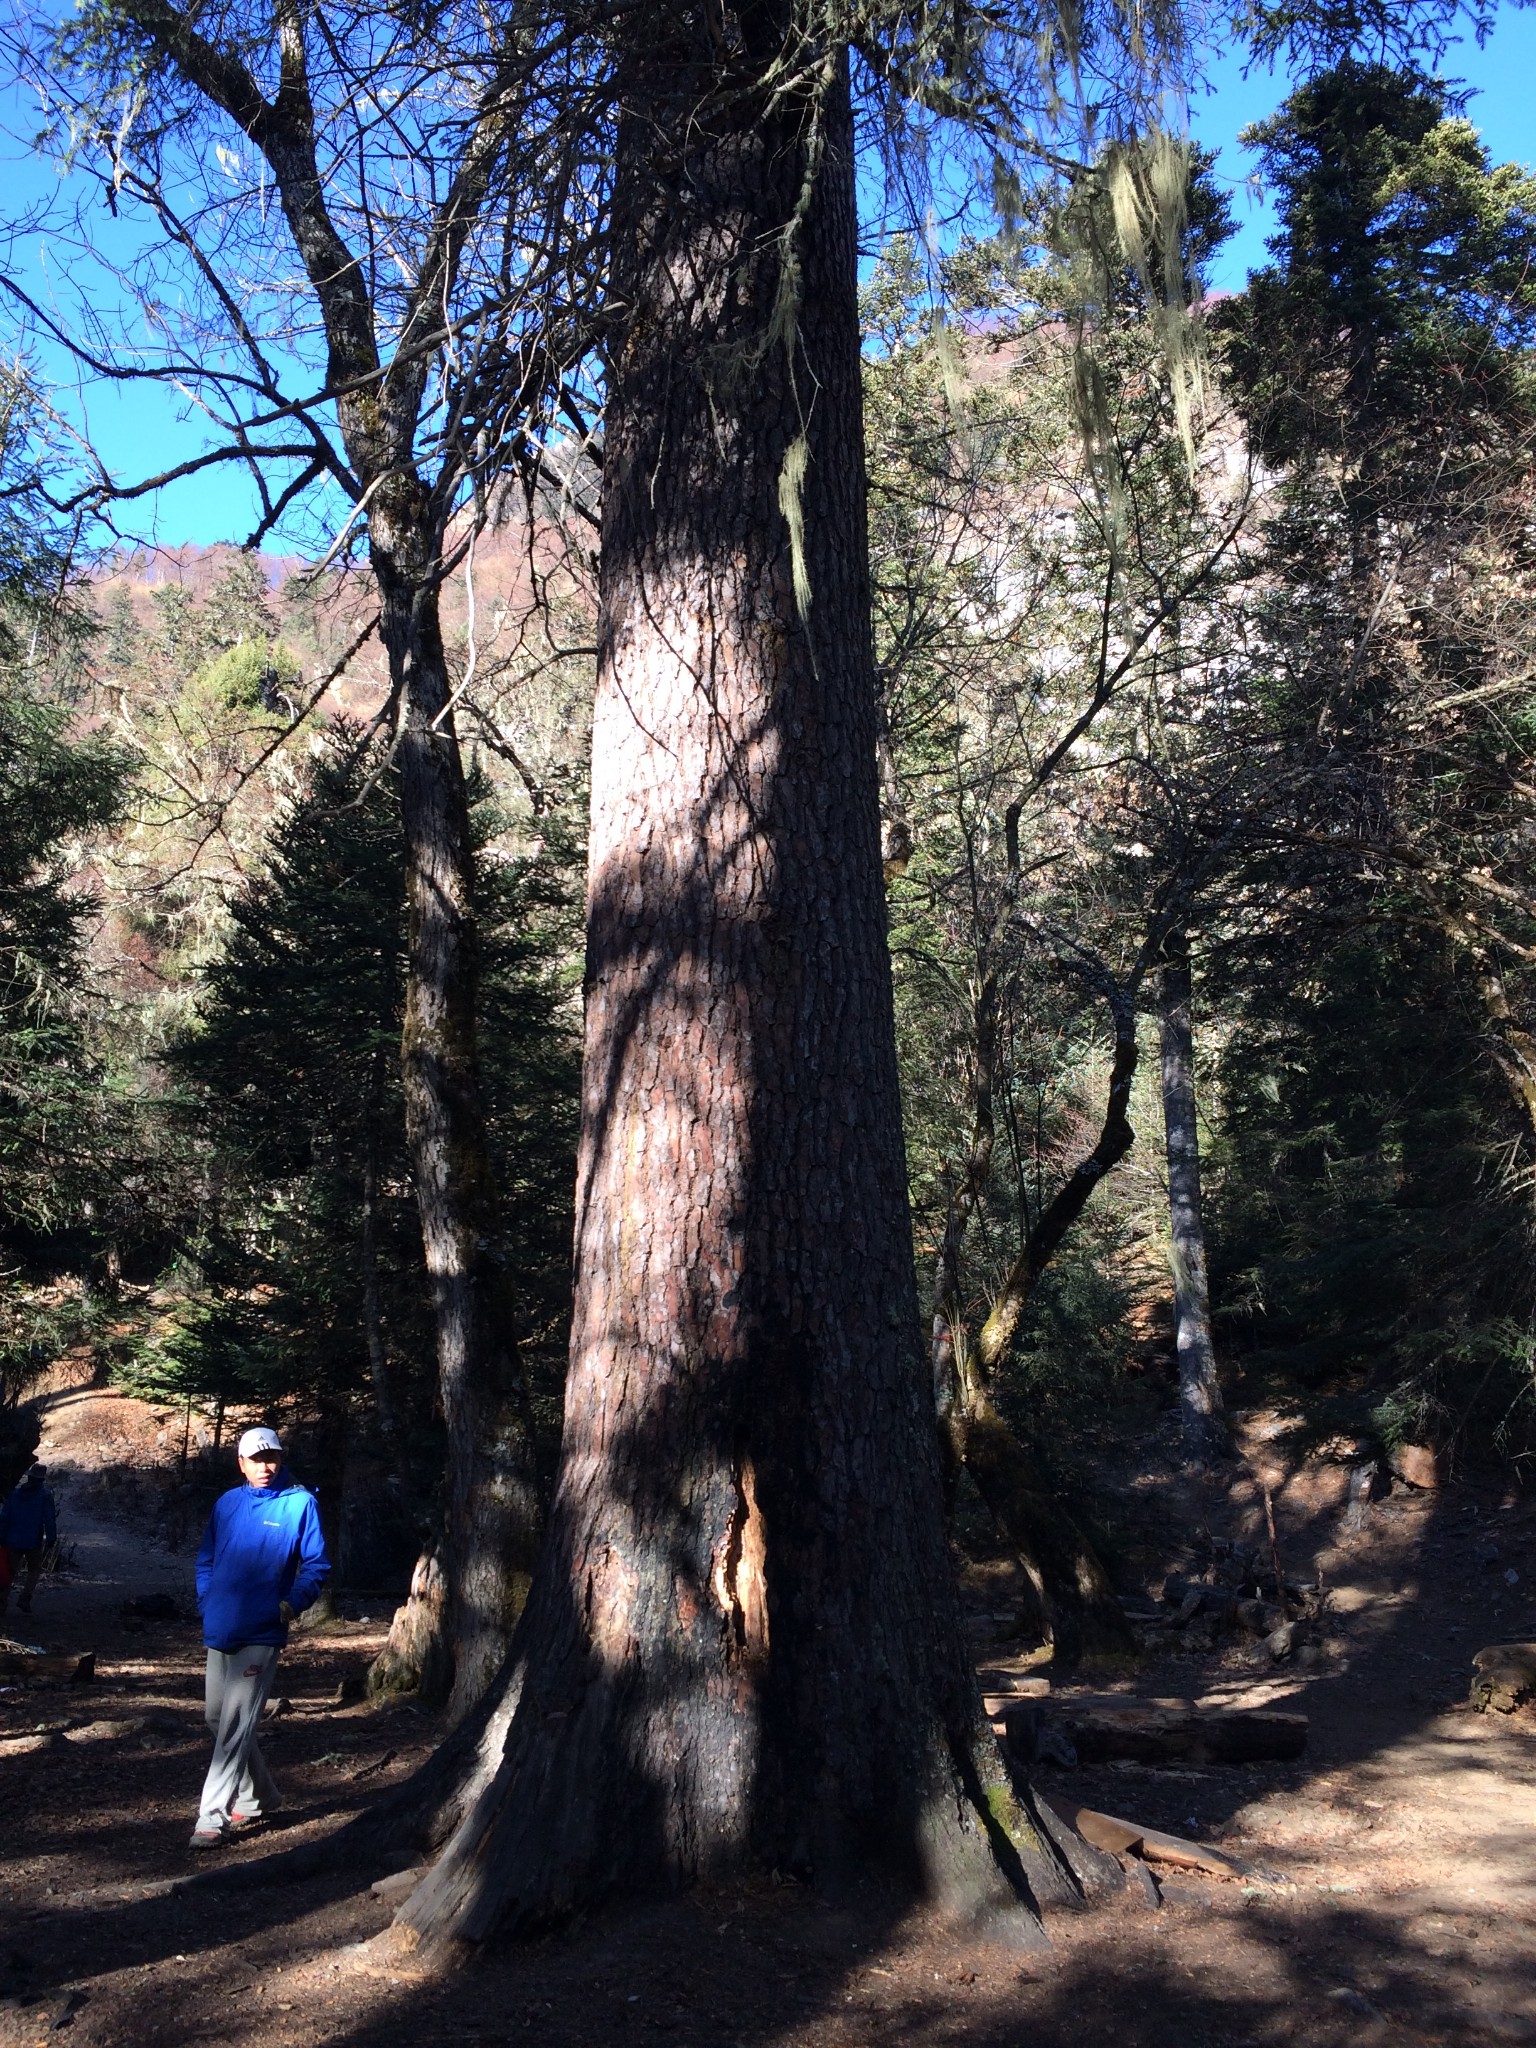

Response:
(0, 1383), (1533, 2048)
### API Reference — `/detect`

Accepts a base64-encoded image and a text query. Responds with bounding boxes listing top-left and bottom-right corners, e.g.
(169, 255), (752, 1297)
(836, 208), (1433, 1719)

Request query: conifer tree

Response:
(1210, 64), (1536, 1445)
(164, 735), (579, 1649)
(0, 370), (134, 1422)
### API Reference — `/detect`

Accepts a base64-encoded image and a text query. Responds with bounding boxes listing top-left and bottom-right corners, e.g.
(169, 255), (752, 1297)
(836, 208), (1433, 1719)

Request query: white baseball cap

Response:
(237, 1426), (284, 1459)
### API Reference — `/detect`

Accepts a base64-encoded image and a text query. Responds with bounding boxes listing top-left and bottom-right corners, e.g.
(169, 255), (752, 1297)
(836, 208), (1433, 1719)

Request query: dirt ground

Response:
(2, 1381), (1535, 2048)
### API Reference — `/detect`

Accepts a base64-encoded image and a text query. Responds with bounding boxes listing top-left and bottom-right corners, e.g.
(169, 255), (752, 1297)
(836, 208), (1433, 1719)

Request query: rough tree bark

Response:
(113, 0), (545, 1716)
(1158, 931), (1226, 1461)
(390, 17), (1090, 1956)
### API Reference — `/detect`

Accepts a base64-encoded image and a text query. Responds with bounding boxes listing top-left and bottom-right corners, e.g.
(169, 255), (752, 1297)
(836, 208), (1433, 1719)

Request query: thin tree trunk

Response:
(926, 972), (1126, 1660)
(392, 27), (1076, 1955)
(975, 972), (1139, 1377)
(371, 491), (544, 1722)
(925, 969), (1137, 1663)
(1159, 932), (1226, 1461)
(933, 971), (1000, 1365)
(79, 1198), (94, 1324)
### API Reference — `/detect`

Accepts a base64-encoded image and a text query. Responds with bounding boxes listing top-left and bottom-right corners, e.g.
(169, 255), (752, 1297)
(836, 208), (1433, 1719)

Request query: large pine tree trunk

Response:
(391, 20), (1078, 1956)
(371, 484), (544, 1720)
(1158, 932), (1226, 1461)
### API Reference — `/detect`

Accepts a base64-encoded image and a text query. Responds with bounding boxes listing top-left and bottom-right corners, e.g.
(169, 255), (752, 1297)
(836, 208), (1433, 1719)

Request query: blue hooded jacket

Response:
(0, 1472), (57, 1552)
(195, 1470), (330, 1651)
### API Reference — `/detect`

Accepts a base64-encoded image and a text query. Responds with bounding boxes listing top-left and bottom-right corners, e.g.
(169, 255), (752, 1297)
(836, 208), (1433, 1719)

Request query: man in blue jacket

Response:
(191, 1425), (329, 1850)
(0, 1464), (58, 1618)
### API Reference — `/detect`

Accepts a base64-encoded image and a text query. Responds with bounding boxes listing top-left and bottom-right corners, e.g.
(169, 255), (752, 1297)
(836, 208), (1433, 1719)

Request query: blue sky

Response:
(4, 6), (1534, 550)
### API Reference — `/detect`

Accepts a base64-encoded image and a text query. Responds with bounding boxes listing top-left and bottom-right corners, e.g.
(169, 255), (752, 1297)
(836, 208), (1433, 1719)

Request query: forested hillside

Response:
(2, 521), (591, 1595)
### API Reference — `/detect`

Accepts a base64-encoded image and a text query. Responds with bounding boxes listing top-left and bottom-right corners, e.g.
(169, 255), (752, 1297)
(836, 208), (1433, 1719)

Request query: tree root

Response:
(178, 1650), (527, 1899)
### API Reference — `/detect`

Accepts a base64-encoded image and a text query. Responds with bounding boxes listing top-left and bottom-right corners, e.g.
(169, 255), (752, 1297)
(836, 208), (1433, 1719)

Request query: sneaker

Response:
(189, 1826), (225, 1851)
(228, 1811), (267, 1835)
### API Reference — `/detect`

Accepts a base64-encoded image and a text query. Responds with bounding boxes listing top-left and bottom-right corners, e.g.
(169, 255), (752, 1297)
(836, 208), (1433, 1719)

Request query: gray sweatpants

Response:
(198, 1644), (281, 1831)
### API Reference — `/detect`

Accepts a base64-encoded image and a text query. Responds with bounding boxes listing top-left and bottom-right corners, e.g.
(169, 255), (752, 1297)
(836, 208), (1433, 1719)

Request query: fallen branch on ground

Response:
(1038, 1794), (1265, 1882)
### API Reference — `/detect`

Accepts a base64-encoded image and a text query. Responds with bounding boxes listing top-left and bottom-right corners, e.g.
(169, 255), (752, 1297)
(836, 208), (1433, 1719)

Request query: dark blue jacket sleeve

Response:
(195, 1501), (220, 1612)
(42, 1491), (56, 1547)
(285, 1492), (330, 1615)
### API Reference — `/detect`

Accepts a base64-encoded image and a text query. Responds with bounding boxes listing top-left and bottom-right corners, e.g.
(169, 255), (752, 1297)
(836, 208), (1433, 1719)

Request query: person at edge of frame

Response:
(0, 1463), (58, 1618)
(190, 1425), (329, 1850)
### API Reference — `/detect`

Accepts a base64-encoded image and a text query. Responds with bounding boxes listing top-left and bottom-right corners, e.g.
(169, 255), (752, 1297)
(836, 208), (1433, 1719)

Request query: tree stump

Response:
(368, 1548), (450, 1705)
(1468, 1643), (1536, 1714)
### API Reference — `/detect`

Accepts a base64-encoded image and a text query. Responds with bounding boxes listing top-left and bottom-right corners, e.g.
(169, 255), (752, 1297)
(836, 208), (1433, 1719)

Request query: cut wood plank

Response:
(1039, 1792), (1255, 1882)
(0, 1649), (95, 1682)
(0, 1730), (68, 1758)
(981, 1690), (1048, 1718)
(1066, 1693), (1196, 1710)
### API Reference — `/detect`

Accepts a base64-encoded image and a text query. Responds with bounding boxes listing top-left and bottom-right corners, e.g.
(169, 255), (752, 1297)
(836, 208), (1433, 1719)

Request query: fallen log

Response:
(1006, 1697), (1307, 1766)
(0, 1649), (95, 1683)
(1468, 1642), (1536, 1714)
(1038, 1792), (1256, 1881)
(974, 1668), (1051, 1697)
